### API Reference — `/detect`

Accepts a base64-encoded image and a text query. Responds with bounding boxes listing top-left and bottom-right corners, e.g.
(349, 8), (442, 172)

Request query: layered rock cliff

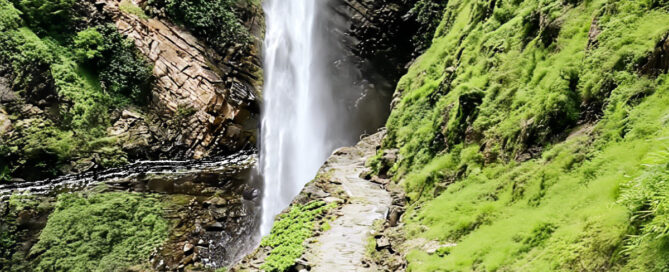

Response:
(103, 0), (263, 160)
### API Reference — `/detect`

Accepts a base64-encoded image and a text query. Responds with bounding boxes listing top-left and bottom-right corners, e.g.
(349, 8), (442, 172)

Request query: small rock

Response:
(155, 260), (166, 270)
(121, 110), (141, 119)
(359, 168), (373, 180)
(243, 188), (260, 200)
(197, 239), (207, 246)
(370, 176), (389, 185)
(204, 221), (224, 231)
(387, 207), (403, 227)
(376, 237), (390, 249)
(183, 242), (194, 254)
(294, 258), (311, 271)
(323, 197), (343, 204)
(181, 254), (194, 265)
(204, 197), (227, 207)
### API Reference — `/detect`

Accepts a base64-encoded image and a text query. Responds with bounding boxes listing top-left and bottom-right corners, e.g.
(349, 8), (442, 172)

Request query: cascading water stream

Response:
(260, 0), (328, 235)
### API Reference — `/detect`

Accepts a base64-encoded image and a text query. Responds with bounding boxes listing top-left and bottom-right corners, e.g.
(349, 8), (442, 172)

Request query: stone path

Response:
(305, 132), (392, 272)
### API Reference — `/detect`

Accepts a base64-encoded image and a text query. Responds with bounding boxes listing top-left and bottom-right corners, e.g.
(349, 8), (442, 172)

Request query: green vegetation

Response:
(375, 0), (669, 270)
(260, 201), (333, 272)
(144, 0), (251, 53)
(119, 0), (149, 19)
(74, 24), (153, 105)
(0, 0), (21, 31)
(31, 192), (168, 272)
(9, 0), (76, 32)
(410, 0), (449, 49)
(1, 194), (55, 271)
(0, 0), (151, 180)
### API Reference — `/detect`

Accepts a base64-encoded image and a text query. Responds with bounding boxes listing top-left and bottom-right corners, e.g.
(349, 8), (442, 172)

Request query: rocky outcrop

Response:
(101, 0), (262, 159)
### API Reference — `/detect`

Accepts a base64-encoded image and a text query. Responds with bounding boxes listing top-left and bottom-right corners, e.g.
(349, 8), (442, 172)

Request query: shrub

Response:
(73, 27), (107, 62)
(0, 28), (54, 98)
(73, 24), (153, 105)
(145, 0), (250, 53)
(10, 0), (75, 32)
(260, 201), (332, 271)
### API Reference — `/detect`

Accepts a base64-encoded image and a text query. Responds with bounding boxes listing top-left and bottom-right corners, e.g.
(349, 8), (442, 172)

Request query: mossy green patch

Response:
(260, 201), (334, 272)
(31, 192), (168, 272)
(379, 0), (669, 270)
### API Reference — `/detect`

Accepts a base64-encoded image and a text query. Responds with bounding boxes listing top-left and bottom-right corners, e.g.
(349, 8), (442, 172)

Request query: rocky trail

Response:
(237, 132), (394, 271)
(303, 132), (391, 271)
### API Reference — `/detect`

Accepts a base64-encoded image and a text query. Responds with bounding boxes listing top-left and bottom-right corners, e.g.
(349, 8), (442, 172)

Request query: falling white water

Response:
(259, 0), (330, 235)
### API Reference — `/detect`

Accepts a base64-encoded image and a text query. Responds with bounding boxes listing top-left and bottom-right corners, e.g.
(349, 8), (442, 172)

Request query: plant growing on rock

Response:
(73, 24), (153, 105)
(260, 201), (333, 272)
(144, 0), (251, 53)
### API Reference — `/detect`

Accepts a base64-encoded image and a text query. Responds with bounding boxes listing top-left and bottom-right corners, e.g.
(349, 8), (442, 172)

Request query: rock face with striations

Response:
(101, 0), (263, 160)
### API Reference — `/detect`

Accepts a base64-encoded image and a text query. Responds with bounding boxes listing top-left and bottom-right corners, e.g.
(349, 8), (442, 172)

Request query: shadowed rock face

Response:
(331, 0), (430, 84)
(312, 0), (437, 138)
(101, 0), (263, 160)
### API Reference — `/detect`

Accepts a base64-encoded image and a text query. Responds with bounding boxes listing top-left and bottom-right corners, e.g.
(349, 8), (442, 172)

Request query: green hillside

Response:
(374, 0), (669, 270)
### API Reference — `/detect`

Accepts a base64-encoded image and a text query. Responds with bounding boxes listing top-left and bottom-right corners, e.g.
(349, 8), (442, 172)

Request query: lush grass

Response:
(260, 201), (333, 272)
(377, 0), (669, 270)
(30, 192), (168, 272)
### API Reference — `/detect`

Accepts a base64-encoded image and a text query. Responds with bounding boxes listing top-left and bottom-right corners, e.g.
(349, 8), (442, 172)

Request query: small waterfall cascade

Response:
(259, 0), (329, 235)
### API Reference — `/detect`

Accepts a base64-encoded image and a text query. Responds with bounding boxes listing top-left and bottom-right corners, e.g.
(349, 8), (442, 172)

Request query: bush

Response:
(0, 28), (54, 102)
(10, 0), (75, 32)
(73, 24), (153, 105)
(145, 0), (250, 53)
(619, 150), (669, 270)
(73, 27), (107, 62)
(260, 201), (332, 272)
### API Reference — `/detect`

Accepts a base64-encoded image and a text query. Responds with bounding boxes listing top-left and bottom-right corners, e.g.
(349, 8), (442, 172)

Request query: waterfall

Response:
(259, 0), (393, 236)
(260, 0), (327, 235)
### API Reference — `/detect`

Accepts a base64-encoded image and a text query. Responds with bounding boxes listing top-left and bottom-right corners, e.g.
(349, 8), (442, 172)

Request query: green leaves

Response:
(0, 0), (22, 31)
(72, 24), (153, 105)
(11, 0), (76, 32)
(146, 0), (250, 53)
(73, 28), (107, 62)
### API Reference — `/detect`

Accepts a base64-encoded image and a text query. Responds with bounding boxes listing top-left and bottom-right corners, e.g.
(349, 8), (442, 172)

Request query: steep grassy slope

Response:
(373, 0), (669, 271)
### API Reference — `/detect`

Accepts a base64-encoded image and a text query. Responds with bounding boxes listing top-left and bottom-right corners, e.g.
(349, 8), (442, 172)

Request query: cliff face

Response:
(103, 0), (263, 160)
